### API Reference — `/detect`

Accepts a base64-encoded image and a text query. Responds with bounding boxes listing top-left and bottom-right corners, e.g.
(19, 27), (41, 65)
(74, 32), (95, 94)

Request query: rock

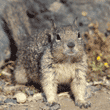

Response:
(27, 96), (33, 102)
(33, 93), (43, 100)
(0, 17), (10, 68)
(4, 98), (17, 104)
(0, 95), (6, 101)
(49, 1), (63, 12)
(28, 93), (43, 102)
(82, 11), (88, 16)
(28, 93), (45, 102)
(0, 101), (3, 105)
(26, 90), (34, 96)
(58, 92), (70, 98)
(0, 0), (11, 69)
(13, 92), (27, 103)
(85, 85), (102, 99)
(1, 69), (11, 77)
(0, 80), (6, 87)
(3, 86), (16, 92)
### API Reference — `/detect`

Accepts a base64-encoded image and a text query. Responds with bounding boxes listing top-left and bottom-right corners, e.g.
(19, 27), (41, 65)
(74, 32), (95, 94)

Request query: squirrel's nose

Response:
(67, 42), (75, 48)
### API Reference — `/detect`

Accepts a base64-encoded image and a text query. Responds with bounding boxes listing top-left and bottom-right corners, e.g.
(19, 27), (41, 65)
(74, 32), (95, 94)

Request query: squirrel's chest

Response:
(52, 63), (76, 83)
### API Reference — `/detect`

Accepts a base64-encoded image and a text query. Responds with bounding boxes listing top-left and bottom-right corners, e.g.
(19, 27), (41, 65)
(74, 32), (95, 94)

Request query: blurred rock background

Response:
(0, 0), (10, 69)
(0, 0), (110, 70)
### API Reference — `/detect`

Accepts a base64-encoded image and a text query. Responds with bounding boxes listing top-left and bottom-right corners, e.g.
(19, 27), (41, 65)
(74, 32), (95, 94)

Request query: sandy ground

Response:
(0, 87), (110, 110)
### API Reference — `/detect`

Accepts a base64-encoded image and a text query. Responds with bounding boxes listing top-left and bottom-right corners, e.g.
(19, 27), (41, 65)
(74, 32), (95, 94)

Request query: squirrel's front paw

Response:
(75, 99), (91, 108)
(47, 102), (60, 110)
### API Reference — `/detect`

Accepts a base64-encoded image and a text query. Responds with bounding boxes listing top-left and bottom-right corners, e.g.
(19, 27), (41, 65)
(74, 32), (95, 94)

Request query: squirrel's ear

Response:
(73, 17), (78, 27)
(50, 19), (56, 31)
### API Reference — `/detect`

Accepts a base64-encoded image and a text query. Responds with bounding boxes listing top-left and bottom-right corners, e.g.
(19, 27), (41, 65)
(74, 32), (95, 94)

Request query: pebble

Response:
(3, 86), (15, 92)
(26, 90), (34, 96)
(13, 92), (27, 103)
(1, 70), (11, 77)
(33, 93), (43, 100)
(49, 1), (63, 12)
(0, 80), (5, 87)
(4, 98), (17, 104)
(28, 93), (43, 102)
(0, 95), (6, 101)
(82, 11), (88, 16)
(0, 100), (3, 105)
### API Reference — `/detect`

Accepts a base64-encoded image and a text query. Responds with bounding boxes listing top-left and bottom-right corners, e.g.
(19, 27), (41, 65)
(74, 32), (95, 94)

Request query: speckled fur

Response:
(13, 22), (91, 109)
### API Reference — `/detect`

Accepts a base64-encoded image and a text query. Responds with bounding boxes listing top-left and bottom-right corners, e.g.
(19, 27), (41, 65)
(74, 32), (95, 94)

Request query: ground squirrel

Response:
(2, 1), (91, 109)
(13, 19), (91, 109)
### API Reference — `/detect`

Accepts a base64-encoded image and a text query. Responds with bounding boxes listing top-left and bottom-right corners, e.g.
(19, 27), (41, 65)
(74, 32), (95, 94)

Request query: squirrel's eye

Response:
(56, 34), (61, 40)
(46, 34), (51, 43)
(78, 32), (81, 38)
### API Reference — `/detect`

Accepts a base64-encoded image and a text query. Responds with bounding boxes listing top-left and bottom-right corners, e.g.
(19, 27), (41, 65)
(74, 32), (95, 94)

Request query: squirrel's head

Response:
(46, 18), (84, 63)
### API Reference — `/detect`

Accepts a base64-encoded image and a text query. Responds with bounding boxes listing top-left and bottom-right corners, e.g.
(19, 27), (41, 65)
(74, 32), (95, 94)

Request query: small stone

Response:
(0, 101), (3, 105)
(28, 93), (44, 102)
(4, 98), (17, 104)
(3, 86), (15, 92)
(33, 93), (43, 101)
(0, 95), (6, 101)
(88, 23), (94, 28)
(58, 92), (70, 98)
(82, 11), (88, 16)
(26, 90), (34, 96)
(1, 70), (11, 77)
(49, 1), (63, 12)
(0, 80), (5, 86)
(13, 92), (27, 103)
(27, 96), (33, 102)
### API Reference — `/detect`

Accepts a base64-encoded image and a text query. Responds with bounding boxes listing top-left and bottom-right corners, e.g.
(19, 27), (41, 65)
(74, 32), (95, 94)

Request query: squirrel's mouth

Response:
(63, 49), (78, 56)
(66, 52), (77, 56)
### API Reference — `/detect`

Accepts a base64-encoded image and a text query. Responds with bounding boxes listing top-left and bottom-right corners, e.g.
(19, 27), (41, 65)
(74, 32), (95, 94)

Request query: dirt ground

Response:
(0, 87), (110, 110)
(9, 91), (110, 110)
